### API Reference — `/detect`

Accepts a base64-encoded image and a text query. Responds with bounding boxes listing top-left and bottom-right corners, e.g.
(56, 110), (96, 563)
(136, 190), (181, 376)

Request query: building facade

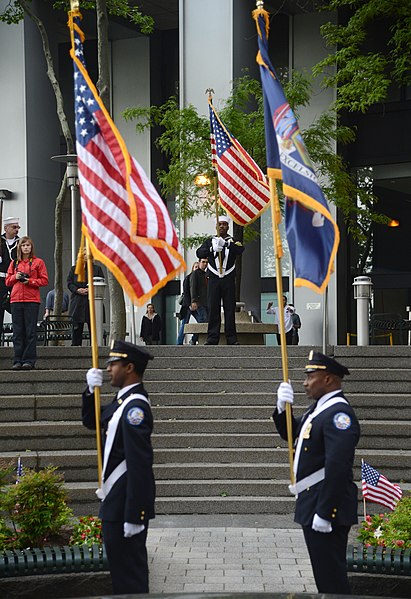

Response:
(1, 0), (410, 344)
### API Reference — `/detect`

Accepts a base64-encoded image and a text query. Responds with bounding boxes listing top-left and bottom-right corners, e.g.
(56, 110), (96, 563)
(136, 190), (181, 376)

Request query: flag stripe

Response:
(70, 10), (185, 306)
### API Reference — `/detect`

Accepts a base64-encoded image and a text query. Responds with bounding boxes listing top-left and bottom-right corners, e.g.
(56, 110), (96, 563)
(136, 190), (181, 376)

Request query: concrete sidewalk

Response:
(147, 516), (316, 594)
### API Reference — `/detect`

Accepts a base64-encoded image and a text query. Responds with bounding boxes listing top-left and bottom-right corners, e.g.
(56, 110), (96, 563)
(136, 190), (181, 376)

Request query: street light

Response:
(194, 174), (211, 187)
(51, 154), (79, 265)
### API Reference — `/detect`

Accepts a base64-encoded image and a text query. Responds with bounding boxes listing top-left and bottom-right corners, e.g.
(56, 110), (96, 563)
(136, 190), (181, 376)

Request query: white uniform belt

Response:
(289, 467), (325, 497)
(96, 459), (127, 500)
(0, 272), (6, 278)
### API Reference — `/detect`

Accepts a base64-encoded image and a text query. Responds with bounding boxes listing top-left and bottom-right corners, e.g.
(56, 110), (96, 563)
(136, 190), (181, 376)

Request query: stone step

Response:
(0, 420), (409, 452)
(0, 345), (411, 370)
(2, 393), (411, 422)
(3, 399), (409, 423)
(64, 482), (298, 516)
(1, 449), (410, 484)
(3, 376), (410, 395)
(65, 482), (411, 517)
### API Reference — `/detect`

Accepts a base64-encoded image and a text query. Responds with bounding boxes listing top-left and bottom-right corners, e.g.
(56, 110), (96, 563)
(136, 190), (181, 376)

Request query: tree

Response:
(0, 0), (154, 339)
(314, 0), (411, 113)
(124, 72), (388, 285)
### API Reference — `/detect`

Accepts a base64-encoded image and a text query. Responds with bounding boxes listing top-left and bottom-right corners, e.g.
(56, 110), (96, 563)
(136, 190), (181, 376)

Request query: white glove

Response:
(212, 237), (226, 252)
(124, 522), (145, 538)
(277, 381), (294, 413)
(86, 368), (103, 393)
(312, 513), (332, 533)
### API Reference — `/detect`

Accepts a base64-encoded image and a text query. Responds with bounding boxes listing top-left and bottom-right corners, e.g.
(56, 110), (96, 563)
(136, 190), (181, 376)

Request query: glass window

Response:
(260, 205), (290, 278)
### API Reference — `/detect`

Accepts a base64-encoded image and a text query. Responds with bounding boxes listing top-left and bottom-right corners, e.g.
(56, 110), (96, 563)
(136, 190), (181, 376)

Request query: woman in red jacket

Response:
(6, 236), (48, 370)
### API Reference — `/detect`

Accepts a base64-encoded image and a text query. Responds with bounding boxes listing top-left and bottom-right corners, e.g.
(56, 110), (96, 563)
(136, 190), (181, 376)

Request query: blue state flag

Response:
(253, 8), (339, 294)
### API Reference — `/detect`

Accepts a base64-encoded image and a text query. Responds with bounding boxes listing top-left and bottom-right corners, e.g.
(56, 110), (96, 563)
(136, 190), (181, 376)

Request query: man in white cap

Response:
(0, 217), (20, 339)
(196, 215), (244, 344)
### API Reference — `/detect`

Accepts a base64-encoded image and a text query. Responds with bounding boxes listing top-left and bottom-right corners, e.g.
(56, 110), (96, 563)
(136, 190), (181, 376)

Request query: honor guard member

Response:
(82, 340), (155, 595)
(273, 351), (360, 595)
(196, 215), (244, 345)
(0, 216), (20, 337)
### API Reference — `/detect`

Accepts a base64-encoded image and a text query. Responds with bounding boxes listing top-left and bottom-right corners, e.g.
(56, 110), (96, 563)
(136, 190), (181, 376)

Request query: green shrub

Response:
(0, 466), (72, 549)
(69, 515), (103, 546)
(357, 495), (411, 549)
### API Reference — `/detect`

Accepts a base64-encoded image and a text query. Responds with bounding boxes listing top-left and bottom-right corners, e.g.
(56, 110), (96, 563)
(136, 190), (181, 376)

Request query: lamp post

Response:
(353, 276), (373, 346)
(51, 154), (79, 265)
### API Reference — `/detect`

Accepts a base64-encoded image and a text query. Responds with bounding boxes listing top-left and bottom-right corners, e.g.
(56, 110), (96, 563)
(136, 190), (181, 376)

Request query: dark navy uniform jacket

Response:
(273, 392), (360, 527)
(82, 383), (155, 525)
(196, 235), (244, 278)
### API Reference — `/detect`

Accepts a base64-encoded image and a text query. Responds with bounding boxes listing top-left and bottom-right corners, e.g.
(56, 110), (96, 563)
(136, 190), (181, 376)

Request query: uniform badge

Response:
(333, 412), (351, 430)
(126, 407), (145, 426)
(302, 423), (312, 439)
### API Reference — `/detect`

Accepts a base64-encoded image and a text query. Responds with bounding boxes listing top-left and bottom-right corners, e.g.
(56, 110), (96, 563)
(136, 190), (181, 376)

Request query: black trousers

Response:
(302, 525), (351, 594)
(102, 520), (149, 595)
(72, 320), (88, 346)
(276, 329), (294, 346)
(206, 275), (237, 344)
(11, 302), (39, 366)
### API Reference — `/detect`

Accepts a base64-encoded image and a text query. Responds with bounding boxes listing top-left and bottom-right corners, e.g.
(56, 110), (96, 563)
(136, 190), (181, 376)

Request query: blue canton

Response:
(210, 110), (233, 157)
(73, 21), (100, 148)
(362, 462), (379, 485)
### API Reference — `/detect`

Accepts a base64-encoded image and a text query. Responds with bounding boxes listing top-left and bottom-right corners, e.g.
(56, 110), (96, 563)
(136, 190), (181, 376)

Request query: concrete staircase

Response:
(0, 345), (410, 517)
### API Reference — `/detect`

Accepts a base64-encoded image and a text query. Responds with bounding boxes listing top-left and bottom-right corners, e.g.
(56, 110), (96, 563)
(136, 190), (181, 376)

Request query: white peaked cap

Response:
(3, 216), (19, 226)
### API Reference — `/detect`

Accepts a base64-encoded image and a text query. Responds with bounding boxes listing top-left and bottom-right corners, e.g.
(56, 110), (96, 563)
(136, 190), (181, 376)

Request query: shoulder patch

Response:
(126, 407), (145, 426)
(333, 412), (351, 430)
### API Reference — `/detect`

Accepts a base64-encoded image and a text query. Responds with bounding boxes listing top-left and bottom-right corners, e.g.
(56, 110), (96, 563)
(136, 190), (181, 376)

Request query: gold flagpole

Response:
(268, 177), (295, 485)
(86, 237), (103, 486)
(207, 88), (223, 275)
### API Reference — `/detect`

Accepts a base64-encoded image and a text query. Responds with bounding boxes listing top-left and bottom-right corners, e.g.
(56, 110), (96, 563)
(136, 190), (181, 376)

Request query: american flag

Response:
(361, 460), (402, 511)
(209, 102), (270, 226)
(69, 11), (185, 305)
(16, 456), (23, 483)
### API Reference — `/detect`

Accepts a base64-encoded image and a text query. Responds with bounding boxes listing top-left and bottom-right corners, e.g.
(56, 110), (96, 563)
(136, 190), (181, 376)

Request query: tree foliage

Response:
(1, 0), (154, 33)
(314, 0), (411, 112)
(124, 73), (388, 253)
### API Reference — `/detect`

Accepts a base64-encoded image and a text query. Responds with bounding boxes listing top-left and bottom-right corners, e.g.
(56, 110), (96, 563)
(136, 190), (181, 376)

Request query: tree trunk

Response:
(53, 174), (68, 318)
(95, 0), (126, 342)
(21, 0), (74, 319)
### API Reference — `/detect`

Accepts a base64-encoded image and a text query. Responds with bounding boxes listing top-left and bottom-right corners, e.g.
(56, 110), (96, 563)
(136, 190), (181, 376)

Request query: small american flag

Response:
(69, 11), (185, 305)
(209, 101), (270, 226)
(361, 460), (402, 511)
(16, 457), (23, 483)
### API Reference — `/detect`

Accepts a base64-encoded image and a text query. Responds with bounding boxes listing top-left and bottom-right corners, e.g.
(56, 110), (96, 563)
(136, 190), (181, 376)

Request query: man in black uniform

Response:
(0, 216), (20, 339)
(67, 259), (104, 345)
(273, 351), (360, 595)
(83, 340), (155, 595)
(196, 215), (244, 345)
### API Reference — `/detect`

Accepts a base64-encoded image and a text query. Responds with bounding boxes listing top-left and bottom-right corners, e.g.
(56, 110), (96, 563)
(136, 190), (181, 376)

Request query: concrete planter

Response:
(0, 544), (107, 578)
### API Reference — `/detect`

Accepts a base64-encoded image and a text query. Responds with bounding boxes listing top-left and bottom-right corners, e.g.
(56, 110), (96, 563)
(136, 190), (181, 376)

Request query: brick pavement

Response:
(147, 527), (316, 594)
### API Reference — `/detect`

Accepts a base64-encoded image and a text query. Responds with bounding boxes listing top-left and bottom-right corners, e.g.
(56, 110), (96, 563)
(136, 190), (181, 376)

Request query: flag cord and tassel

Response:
(268, 178), (294, 485)
(86, 238), (103, 486)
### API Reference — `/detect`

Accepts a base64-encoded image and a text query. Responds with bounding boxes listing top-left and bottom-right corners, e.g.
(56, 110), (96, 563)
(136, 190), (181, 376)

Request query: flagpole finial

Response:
(70, 0), (80, 11)
(256, 0), (264, 8)
(205, 88), (214, 100)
